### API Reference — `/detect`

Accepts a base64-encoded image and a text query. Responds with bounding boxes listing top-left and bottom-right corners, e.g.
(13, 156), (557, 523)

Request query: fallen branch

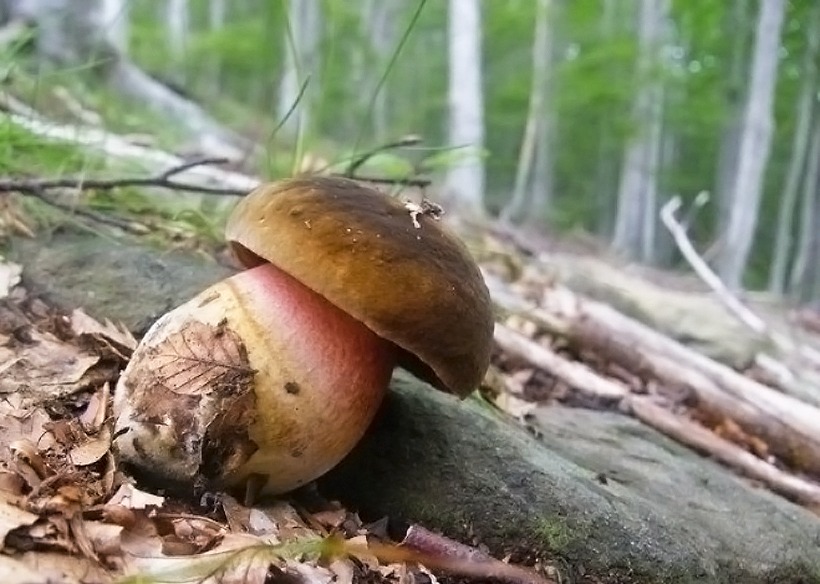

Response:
(0, 157), (246, 197)
(494, 324), (627, 401)
(486, 273), (820, 477)
(660, 196), (767, 334)
(3, 111), (261, 194)
(490, 274), (820, 506)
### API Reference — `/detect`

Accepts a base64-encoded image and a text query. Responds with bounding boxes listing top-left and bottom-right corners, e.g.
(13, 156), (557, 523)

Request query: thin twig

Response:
(332, 173), (431, 188)
(0, 158), (247, 197)
(344, 135), (424, 177)
(660, 196), (767, 334)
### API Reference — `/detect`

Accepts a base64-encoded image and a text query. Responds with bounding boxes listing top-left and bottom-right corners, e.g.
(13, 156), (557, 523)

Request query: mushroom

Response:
(113, 176), (494, 495)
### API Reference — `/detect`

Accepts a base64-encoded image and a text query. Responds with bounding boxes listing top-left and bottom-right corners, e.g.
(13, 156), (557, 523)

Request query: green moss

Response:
(534, 517), (575, 553)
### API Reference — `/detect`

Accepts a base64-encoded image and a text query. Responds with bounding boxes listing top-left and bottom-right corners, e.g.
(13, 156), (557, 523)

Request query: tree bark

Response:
(769, 5), (820, 294)
(100, 0), (128, 54)
(715, 0), (751, 230)
(716, 0), (786, 289)
(207, 0), (227, 97)
(611, 0), (668, 261)
(593, 0), (621, 238)
(444, 0), (486, 220)
(501, 0), (553, 226)
(788, 108), (820, 298)
(166, 0), (189, 83)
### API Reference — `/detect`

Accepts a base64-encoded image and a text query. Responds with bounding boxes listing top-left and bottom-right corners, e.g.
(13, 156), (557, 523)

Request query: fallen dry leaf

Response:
(68, 426), (112, 466)
(71, 308), (137, 351)
(0, 327), (101, 401)
(108, 483), (165, 510)
(79, 382), (110, 432)
(0, 259), (21, 300)
(0, 406), (54, 466)
(491, 391), (536, 421)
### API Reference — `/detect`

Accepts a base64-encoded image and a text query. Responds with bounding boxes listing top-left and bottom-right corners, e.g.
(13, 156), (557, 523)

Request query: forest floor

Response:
(0, 74), (820, 583)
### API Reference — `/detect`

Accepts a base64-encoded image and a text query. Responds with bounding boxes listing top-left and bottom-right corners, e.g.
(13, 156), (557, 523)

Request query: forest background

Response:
(3, 0), (813, 298)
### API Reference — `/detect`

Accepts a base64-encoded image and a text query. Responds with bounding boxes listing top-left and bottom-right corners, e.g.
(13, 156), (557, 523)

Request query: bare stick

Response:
(661, 196), (820, 369)
(341, 174), (432, 188)
(343, 135), (424, 177)
(0, 158), (247, 198)
(660, 196), (767, 334)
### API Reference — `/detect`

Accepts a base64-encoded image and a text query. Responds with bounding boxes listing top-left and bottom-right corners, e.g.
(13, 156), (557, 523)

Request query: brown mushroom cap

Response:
(225, 176), (494, 397)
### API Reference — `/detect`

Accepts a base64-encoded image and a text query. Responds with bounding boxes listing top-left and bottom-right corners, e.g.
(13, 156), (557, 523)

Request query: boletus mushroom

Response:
(113, 176), (493, 495)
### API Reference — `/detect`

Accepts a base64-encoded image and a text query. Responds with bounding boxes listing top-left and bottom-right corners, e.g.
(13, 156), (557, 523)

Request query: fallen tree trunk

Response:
(2, 111), (260, 195)
(487, 273), (820, 478)
(492, 286), (820, 507)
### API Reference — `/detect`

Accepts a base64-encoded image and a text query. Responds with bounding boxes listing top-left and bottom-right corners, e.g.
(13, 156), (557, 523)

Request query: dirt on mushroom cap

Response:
(226, 176), (494, 397)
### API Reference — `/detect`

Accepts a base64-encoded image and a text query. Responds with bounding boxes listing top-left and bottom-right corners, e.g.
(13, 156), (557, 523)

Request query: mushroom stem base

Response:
(113, 262), (396, 494)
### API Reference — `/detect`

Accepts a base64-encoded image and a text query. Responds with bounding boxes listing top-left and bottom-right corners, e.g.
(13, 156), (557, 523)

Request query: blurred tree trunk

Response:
(789, 106), (820, 300)
(166, 0), (189, 83)
(653, 132), (678, 266)
(278, 0), (322, 138)
(716, 0), (785, 289)
(612, 0), (668, 262)
(594, 0), (621, 237)
(444, 0), (486, 220)
(501, 0), (554, 226)
(715, 0), (751, 230)
(207, 0), (226, 97)
(769, 5), (820, 295)
(100, 0), (128, 54)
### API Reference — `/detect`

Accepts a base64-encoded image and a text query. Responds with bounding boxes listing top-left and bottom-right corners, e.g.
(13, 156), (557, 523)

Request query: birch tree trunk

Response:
(166, 0), (189, 82)
(808, 192), (820, 300)
(100, 0), (128, 54)
(444, 0), (486, 220)
(715, 0), (751, 229)
(501, 0), (552, 225)
(611, 0), (668, 261)
(716, 0), (786, 289)
(207, 0), (227, 97)
(278, 0), (322, 138)
(594, 0), (621, 237)
(769, 5), (820, 294)
(789, 108), (820, 299)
